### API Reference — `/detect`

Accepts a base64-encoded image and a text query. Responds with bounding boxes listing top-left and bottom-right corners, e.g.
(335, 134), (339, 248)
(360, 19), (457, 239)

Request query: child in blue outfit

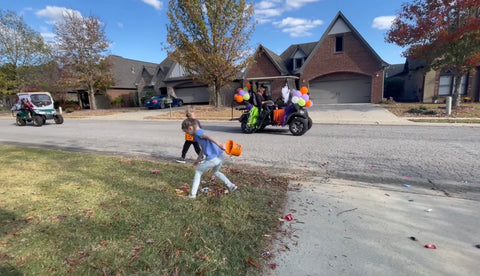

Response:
(181, 117), (238, 199)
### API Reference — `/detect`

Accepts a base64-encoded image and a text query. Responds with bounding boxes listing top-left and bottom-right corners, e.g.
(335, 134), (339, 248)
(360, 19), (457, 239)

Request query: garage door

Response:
(309, 77), (371, 104)
(174, 86), (210, 104)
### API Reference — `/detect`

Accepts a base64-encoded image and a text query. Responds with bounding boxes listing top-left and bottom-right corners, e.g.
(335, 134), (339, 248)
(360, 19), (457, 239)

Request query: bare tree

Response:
(54, 11), (111, 110)
(166, 0), (255, 107)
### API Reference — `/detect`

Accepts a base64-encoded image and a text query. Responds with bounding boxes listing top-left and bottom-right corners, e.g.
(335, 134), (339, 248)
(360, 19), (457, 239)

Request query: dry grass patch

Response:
(382, 102), (480, 118)
(146, 105), (244, 120)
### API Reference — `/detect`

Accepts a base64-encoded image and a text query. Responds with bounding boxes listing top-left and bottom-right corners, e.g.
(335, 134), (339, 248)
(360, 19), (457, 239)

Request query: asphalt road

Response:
(0, 118), (478, 199)
(1, 117), (479, 275)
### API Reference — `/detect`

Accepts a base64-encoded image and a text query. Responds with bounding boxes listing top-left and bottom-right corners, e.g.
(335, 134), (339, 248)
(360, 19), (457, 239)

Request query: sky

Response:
(2, 0), (411, 65)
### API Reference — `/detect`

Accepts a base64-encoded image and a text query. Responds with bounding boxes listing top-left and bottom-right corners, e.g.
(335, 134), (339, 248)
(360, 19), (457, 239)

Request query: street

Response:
(1, 118), (479, 275)
(0, 118), (478, 199)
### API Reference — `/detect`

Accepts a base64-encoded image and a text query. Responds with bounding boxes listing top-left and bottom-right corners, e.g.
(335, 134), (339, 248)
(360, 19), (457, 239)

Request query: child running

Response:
(181, 117), (238, 199)
(176, 107), (202, 163)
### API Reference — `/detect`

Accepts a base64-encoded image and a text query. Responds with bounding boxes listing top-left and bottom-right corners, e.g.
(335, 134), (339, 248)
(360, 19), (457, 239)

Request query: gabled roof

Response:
(299, 11), (388, 74)
(280, 42), (317, 60)
(385, 64), (405, 78)
(244, 44), (290, 78)
(109, 55), (158, 89)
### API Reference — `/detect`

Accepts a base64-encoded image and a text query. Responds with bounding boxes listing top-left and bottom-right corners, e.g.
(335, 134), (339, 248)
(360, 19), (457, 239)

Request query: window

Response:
(335, 36), (343, 52)
(293, 58), (304, 70)
(438, 72), (468, 96)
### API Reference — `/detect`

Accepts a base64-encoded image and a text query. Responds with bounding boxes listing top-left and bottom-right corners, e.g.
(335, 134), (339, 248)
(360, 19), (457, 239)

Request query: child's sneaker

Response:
(176, 158), (186, 164)
(229, 184), (238, 193)
(187, 195), (196, 200)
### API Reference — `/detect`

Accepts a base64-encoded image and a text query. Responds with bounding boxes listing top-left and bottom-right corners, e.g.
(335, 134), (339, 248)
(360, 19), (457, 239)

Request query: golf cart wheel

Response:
(54, 114), (64, 124)
(241, 120), (255, 134)
(16, 116), (26, 126)
(177, 100), (184, 107)
(289, 117), (308, 136)
(33, 115), (44, 127)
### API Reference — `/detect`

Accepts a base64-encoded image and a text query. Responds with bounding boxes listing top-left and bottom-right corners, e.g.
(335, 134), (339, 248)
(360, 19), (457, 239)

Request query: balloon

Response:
(238, 90), (246, 96)
(298, 98), (306, 106)
(293, 90), (302, 98)
(300, 86), (308, 95)
(291, 96), (299, 104)
(237, 87), (242, 92)
(235, 94), (243, 103)
(301, 94), (309, 101)
(305, 100), (312, 107)
(244, 87), (248, 92)
(243, 93), (250, 101)
(246, 83), (251, 90)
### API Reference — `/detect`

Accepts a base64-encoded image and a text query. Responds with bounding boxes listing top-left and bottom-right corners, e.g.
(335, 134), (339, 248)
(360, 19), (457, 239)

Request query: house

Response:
(140, 57), (211, 104)
(388, 58), (480, 103)
(67, 55), (158, 109)
(243, 11), (388, 104)
(105, 55), (158, 108)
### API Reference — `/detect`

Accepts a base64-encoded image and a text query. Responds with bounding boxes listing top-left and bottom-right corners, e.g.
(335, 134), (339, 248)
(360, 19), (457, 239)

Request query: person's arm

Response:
(201, 133), (225, 151)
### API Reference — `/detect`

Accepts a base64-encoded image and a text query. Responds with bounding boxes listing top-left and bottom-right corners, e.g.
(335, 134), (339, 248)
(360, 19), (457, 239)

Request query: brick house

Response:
(386, 58), (480, 103)
(244, 11), (388, 104)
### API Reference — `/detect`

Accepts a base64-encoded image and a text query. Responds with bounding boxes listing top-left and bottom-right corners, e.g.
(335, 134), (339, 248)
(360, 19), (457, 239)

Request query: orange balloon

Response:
(246, 83), (251, 89)
(300, 86), (308, 95)
(305, 100), (312, 107)
(235, 94), (243, 103)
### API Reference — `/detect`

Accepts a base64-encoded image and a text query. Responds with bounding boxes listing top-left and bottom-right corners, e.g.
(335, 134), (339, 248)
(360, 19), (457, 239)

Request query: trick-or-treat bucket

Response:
(225, 140), (242, 156)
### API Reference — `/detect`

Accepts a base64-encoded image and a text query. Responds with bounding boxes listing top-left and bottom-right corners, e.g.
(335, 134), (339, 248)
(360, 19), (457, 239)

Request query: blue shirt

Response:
(195, 128), (223, 160)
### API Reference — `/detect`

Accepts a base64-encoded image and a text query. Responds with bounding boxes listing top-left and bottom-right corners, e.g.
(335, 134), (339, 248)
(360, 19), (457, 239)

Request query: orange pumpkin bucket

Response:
(225, 140), (243, 156)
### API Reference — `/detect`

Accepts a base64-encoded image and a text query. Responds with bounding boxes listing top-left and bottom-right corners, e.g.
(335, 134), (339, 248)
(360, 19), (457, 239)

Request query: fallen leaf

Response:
(247, 256), (259, 267)
(268, 263), (277, 269)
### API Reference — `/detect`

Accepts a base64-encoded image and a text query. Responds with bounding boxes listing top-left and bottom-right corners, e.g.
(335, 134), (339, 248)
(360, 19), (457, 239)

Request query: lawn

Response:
(0, 146), (289, 275)
(381, 102), (480, 123)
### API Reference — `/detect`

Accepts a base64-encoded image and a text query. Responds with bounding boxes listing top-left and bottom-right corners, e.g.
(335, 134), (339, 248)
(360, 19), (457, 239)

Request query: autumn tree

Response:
(54, 11), (111, 110)
(166, 0), (255, 107)
(0, 10), (53, 94)
(386, 0), (480, 107)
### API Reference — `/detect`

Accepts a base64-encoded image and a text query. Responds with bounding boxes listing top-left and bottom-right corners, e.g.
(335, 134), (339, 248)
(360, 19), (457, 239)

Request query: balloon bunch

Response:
(234, 88), (250, 103)
(291, 86), (312, 107)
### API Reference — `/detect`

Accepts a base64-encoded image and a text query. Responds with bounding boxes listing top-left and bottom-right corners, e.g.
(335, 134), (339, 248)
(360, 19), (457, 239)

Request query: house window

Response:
(293, 58), (304, 70)
(438, 72), (468, 96)
(335, 36), (343, 53)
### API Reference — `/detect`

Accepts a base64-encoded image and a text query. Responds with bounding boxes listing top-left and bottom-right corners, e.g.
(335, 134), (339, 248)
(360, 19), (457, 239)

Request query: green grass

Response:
(0, 146), (289, 275)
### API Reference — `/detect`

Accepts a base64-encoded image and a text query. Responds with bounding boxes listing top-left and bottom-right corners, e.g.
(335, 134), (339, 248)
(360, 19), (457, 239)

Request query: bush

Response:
(111, 96), (124, 108)
(65, 107), (75, 113)
(407, 105), (437, 115)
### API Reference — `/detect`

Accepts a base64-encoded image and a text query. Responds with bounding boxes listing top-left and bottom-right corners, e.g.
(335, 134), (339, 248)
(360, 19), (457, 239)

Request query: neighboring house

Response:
(106, 55), (158, 108)
(384, 59), (424, 102)
(67, 55), (158, 109)
(390, 57), (480, 103)
(141, 57), (240, 106)
(243, 11), (388, 104)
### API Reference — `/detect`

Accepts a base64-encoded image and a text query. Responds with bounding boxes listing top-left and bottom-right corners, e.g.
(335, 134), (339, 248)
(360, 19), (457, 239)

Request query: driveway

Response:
(307, 104), (412, 125)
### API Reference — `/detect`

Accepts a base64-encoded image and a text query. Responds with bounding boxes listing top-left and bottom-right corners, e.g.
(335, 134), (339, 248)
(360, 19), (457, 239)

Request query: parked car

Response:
(144, 95), (184, 109)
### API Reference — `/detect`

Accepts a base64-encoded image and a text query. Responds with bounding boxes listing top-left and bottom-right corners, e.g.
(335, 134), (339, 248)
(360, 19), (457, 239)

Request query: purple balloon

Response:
(293, 90), (302, 97)
(301, 94), (309, 101)
(238, 90), (246, 96)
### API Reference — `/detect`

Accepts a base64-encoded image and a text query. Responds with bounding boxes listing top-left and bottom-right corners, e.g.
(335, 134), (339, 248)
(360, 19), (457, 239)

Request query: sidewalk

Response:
(266, 178), (480, 276)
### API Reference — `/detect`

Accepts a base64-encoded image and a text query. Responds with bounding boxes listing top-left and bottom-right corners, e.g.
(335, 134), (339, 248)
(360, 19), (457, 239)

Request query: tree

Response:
(386, 0), (480, 107)
(0, 10), (53, 93)
(54, 11), (111, 110)
(166, 0), (255, 107)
